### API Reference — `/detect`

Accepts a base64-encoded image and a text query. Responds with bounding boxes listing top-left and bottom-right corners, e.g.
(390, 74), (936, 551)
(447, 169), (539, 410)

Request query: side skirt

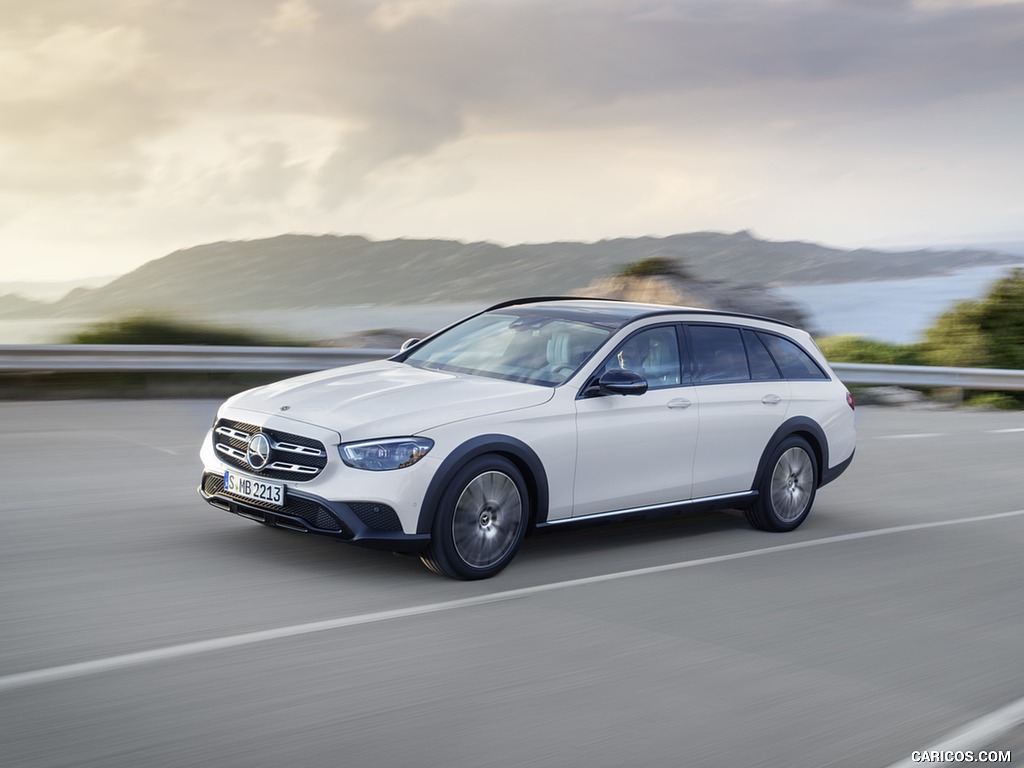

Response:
(536, 491), (758, 530)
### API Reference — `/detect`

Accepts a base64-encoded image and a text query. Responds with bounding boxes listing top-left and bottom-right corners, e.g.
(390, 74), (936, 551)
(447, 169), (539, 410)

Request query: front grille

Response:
(348, 502), (403, 532)
(202, 471), (342, 532)
(213, 418), (328, 481)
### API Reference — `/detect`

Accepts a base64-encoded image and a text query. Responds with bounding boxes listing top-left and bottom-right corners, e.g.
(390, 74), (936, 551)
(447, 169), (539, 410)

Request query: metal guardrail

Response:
(830, 363), (1024, 391)
(0, 345), (1022, 390)
(0, 345), (395, 373)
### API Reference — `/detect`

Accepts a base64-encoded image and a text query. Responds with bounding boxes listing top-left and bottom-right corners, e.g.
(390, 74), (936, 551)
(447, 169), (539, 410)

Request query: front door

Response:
(572, 325), (699, 517)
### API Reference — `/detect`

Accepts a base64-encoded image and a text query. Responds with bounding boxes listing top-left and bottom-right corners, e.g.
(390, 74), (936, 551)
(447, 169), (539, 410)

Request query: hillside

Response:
(574, 272), (812, 329)
(7, 231), (1021, 318)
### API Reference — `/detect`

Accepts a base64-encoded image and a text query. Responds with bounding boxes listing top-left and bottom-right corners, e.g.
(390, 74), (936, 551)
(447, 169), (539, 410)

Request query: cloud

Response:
(261, 0), (319, 38)
(4, 0), (1023, 198)
(1, 0), (1023, 280)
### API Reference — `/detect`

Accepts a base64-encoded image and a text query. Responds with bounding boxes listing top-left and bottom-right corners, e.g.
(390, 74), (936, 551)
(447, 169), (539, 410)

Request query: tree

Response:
(616, 257), (692, 279)
(921, 268), (1024, 370)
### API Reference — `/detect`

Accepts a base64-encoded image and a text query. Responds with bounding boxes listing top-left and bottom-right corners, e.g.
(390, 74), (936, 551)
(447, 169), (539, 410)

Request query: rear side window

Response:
(691, 326), (750, 383)
(743, 330), (782, 381)
(759, 333), (829, 380)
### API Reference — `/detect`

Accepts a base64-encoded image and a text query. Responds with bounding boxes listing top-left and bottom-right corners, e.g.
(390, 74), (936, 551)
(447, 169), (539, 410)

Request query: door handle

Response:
(761, 394), (783, 405)
(667, 398), (692, 409)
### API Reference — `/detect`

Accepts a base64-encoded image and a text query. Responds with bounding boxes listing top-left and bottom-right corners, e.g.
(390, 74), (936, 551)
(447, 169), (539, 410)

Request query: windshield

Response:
(402, 311), (613, 386)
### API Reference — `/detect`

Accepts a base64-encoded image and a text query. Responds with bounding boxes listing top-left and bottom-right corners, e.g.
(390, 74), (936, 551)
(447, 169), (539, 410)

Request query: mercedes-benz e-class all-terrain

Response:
(199, 298), (856, 579)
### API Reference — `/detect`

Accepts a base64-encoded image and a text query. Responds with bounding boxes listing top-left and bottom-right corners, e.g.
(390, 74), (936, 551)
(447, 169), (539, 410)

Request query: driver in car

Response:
(616, 336), (650, 374)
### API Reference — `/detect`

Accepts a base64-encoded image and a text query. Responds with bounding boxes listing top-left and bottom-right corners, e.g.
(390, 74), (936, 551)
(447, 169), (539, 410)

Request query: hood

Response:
(225, 360), (554, 441)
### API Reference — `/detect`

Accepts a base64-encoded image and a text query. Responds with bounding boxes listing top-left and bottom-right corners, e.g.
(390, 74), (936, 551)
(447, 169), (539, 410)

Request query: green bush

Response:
(816, 335), (923, 366)
(921, 268), (1024, 370)
(964, 392), (1024, 410)
(7, 315), (315, 399)
(916, 268), (1024, 408)
(616, 257), (691, 279)
(64, 314), (310, 346)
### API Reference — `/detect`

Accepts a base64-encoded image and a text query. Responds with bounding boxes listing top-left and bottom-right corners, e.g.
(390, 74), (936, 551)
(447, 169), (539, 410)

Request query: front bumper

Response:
(199, 471), (430, 552)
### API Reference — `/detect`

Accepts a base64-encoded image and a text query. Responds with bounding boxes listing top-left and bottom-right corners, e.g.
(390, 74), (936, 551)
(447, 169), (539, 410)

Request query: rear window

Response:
(758, 333), (829, 380)
(743, 330), (782, 381)
(691, 326), (750, 383)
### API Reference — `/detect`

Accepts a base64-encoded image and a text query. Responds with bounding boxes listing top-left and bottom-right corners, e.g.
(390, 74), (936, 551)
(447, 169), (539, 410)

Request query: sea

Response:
(1, 264), (1021, 346)
(774, 262), (1024, 344)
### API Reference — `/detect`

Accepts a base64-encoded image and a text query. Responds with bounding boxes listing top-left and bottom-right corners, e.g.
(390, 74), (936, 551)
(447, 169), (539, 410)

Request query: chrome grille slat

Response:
(268, 462), (319, 474)
(211, 418), (328, 482)
(215, 426), (250, 441)
(215, 443), (247, 461)
(274, 442), (324, 457)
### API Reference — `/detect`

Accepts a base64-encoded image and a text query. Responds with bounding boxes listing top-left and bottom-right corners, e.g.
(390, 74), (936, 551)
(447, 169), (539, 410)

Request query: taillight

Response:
(846, 391), (855, 410)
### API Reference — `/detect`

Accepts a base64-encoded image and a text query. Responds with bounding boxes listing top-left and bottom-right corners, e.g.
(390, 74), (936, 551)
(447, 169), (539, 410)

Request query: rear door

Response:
(687, 325), (791, 498)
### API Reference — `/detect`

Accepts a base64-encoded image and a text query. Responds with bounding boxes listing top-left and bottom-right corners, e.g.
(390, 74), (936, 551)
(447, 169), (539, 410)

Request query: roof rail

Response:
(483, 296), (628, 311)
(481, 296), (797, 328)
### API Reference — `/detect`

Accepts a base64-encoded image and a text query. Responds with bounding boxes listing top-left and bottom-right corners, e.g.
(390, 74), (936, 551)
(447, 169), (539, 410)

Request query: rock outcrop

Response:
(573, 274), (813, 330)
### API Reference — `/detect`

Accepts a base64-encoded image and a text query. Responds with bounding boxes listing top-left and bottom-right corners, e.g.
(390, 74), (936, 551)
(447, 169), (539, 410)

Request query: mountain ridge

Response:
(1, 231), (1019, 319)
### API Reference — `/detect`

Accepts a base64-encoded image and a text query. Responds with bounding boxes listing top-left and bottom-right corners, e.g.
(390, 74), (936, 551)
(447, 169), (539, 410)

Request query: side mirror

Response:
(597, 369), (648, 396)
(399, 338), (421, 352)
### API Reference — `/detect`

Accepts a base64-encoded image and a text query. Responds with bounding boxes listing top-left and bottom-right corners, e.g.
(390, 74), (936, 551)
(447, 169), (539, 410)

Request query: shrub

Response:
(815, 335), (923, 366)
(921, 268), (1024, 370)
(964, 392), (1023, 410)
(616, 257), (691, 279)
(914, 268), (1024, 407)
(64, 314), (309, 346)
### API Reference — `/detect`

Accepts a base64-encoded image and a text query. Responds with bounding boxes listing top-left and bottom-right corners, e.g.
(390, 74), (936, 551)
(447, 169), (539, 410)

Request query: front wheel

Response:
(745, 436), (818, 532)
(421, 455), (528, 580)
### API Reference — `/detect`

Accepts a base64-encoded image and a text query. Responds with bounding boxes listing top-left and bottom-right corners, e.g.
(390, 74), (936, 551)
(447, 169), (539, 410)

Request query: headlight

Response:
(339, 437), (434, 471)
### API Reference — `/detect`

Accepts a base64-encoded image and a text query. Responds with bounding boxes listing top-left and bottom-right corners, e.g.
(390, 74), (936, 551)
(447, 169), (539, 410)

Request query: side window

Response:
(599, 326), (682, 389)
(758, 333), (829, 380)
(743, 330), (782, 381)
(690, 326), (750, 383)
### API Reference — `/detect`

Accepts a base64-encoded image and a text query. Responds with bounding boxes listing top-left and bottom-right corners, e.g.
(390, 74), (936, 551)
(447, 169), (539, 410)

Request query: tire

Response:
(421, 455), (528, 580)
(745, 436), (818, 532)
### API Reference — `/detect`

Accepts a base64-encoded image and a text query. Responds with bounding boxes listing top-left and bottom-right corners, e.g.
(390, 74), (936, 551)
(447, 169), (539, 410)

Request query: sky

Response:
(1, 0), (1023, 282)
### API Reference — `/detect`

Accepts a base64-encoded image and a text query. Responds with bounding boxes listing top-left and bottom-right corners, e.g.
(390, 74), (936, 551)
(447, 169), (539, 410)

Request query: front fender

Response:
(416, 434), (550, 534)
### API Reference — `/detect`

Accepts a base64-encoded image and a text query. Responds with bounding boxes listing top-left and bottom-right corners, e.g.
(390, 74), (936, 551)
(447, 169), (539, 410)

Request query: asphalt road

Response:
(1, 400), (1022, 768)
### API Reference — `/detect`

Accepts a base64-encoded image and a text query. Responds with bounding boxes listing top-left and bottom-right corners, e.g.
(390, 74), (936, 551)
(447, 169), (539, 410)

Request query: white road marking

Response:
(93, 431), (182, 455)
(1, 508), (1023, 695)
(885, 694), (1024, 767)
(989, 427), (1024, 434)
(878, 433), (945, 440)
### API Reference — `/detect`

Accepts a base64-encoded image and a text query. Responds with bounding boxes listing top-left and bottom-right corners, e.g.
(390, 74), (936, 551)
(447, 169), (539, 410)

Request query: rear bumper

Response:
(820, 450), (855, 488)
(199, 471), (430, 552)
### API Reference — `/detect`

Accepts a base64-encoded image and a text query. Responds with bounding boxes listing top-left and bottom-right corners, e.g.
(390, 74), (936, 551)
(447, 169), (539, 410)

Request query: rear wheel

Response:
(745, 436), (817, 532)
(421, 455), (528, 580)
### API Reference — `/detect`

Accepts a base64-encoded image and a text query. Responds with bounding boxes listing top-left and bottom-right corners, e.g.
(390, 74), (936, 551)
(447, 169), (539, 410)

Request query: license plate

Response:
(223, 470), (285, 508)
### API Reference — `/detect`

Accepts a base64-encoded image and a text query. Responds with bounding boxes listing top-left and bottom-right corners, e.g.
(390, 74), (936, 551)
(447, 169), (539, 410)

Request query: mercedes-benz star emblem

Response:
(246, 433), (271, 470)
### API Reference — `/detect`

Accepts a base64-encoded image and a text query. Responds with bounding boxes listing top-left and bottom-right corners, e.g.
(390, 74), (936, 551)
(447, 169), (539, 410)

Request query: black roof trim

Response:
(627, 307), (798, 329)
(484, 297), (798, 329)
(483, 296), (627, 312)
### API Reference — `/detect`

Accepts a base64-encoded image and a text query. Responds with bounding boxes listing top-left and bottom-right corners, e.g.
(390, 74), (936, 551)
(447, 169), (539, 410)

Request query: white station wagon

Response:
(199, 298), (856, 579)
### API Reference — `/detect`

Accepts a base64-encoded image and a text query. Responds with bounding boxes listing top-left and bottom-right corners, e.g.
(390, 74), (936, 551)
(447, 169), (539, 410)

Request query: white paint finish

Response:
(226, 359), (555, 442)
(690, 381), (792, 497)
(573, 384), (699, 516)
(198, 303), (857, 552)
